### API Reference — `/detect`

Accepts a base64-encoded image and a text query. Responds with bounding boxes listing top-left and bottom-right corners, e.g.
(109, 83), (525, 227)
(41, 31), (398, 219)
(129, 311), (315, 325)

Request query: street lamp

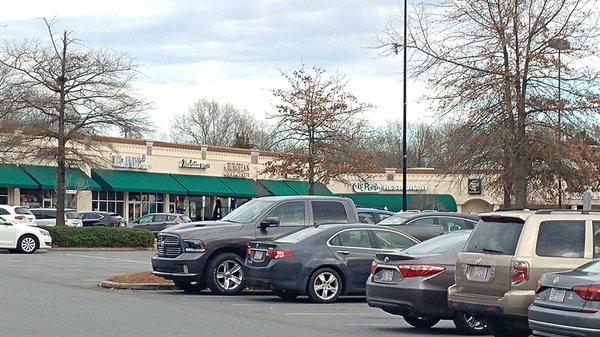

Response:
(549, 38), (570, 208)
(402, 0), (408, 211)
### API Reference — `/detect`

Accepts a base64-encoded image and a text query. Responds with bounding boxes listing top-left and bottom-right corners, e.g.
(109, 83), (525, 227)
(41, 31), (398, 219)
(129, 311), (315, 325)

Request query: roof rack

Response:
(535, 209), (600, 215)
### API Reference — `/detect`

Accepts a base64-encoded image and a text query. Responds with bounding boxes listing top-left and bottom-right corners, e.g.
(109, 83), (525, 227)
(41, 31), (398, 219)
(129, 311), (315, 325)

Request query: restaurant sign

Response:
(180, 159), (210, 169)
(112, 154), (149, 170)
(224, 162), (250, 177)
(353, 182), (428, 193)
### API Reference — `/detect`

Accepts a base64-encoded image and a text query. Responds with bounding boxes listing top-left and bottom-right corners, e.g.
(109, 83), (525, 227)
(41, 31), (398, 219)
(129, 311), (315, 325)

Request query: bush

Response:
(40, 226), (155, 248)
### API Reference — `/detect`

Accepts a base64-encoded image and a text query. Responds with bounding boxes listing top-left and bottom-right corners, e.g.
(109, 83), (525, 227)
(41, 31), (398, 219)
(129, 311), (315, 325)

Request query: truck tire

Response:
(173, 280), (206, 293)
(453, 311), (488, 335)
(205, 253), (246, 295)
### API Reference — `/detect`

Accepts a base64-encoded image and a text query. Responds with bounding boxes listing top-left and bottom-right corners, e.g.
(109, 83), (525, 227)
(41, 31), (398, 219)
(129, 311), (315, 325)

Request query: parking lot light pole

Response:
(549, 38), (570, 208)
(402, 0), (408, 211)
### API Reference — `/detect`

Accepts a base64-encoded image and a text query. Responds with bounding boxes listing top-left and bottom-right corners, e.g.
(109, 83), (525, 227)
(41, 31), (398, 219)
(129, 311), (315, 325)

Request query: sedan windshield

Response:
(378, 213), (414, 225)
(222, 199), (275, 223)
(577, 260), (600, 273)
(274, 226), (323, 244)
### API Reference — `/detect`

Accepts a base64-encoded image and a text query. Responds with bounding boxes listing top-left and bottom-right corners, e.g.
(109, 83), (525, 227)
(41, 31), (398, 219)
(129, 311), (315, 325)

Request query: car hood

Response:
(161, 220), (246, 239)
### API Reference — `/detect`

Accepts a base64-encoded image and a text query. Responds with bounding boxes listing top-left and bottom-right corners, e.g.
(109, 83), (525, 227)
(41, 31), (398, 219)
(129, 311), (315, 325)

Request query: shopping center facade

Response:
(0, 136), (572, 222)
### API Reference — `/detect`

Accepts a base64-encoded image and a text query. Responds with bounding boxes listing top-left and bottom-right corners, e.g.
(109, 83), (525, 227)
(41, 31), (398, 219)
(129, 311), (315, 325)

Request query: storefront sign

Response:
(179, 159), (210, 169)
(382, 184), (427, 192)
(468, 178), (482, 195)
(112, 154), (149, 170)
(353, 182), (382, 193)
(224, 162), (250, 177)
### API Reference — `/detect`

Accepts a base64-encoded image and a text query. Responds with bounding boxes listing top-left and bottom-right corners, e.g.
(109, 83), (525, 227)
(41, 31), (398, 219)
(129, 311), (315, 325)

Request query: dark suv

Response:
(152, 196), (359, 295)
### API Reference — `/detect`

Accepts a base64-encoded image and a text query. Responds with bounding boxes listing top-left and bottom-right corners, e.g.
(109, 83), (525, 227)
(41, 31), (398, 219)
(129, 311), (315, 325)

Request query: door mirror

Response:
(259, 217), (280, 229)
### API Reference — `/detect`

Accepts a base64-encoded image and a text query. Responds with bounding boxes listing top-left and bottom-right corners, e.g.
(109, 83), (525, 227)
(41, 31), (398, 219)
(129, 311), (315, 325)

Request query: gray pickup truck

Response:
(152, 195), (360, 295)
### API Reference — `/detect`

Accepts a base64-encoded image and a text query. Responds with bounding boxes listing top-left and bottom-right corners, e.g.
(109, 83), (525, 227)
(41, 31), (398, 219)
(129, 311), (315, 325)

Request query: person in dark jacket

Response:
(212, 199), (222, 220)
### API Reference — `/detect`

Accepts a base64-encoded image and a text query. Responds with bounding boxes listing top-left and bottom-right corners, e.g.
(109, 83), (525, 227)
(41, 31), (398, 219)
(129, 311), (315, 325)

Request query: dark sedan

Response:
(529, 259), (600, 337)
(244, 223), (419, 303)
(131, 213), (192, 235)
(366, 230), (488, 335)
(377, 212), (479, 241)
(79, 211), (126, 227)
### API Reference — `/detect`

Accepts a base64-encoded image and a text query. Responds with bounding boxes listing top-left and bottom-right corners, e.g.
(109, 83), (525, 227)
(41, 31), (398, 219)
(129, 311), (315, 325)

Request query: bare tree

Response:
(169, 98), (273, 150)
(379, 0), (600, 208)
(264, 65), (377, 194)
(0, 18), (152, 225)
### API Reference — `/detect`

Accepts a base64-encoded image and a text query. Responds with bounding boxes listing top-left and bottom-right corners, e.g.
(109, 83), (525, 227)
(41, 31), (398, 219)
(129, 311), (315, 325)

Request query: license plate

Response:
(253, 251), (264, 260)
(380, 269), (394, 282)
(471, 266), (488, 280)
(548, 288), (566, 303)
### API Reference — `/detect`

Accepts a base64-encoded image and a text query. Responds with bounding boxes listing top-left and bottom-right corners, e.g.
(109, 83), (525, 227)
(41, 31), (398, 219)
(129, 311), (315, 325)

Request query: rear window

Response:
(274, 226), (323, 244)
(312, 201), (348, 224)
(536, 220), (585, 258)
(65, 211), (78, 219)
(15, 207), (33, 215)
(463, 217), (524, 255)
(405, 230), (471, 255)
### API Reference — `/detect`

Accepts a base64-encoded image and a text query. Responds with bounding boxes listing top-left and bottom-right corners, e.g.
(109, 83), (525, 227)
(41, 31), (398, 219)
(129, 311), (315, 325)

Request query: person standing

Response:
(212, 199), (222, 220)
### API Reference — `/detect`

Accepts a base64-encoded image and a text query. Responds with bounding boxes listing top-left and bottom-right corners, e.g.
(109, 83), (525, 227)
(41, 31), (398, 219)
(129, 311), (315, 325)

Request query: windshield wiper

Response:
(481, 247), (505, 254)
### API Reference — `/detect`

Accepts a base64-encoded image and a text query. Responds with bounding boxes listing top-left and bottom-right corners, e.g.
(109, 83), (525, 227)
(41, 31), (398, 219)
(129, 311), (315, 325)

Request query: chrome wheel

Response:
(206, 253), (246, 295)
(18, 235), (38, 254)
(216, 259), (243, 290)
(308, 268), (341, 303)
(453, 311), (488, 335)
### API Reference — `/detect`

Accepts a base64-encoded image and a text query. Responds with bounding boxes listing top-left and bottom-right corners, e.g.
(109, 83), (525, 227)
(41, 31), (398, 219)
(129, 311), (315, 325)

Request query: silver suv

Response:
(448, 210), (600, 337)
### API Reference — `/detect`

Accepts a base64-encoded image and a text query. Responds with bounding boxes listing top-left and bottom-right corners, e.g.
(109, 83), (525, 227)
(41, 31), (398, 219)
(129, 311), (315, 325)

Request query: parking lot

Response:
(0, 249), (481, 337)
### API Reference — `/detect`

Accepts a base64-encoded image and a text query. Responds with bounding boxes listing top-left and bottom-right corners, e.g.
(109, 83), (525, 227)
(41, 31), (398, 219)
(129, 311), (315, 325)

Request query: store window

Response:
(92, 191), (125, 216)
(20, 189), (77, 208)
(128, 192), (163, 220)
(0, 188), (7, 204)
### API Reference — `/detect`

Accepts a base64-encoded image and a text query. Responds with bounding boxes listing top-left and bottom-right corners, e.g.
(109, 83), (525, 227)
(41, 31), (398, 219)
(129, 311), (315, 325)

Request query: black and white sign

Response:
(468, 178), (482, 195)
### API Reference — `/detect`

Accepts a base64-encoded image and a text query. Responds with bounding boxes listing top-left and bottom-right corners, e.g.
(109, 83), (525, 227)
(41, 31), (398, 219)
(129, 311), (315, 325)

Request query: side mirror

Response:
(259, 217), (280, 229)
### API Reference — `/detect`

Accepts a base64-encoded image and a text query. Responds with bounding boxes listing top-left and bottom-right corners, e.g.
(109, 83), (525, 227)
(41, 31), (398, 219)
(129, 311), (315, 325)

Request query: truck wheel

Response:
(403, 312), (440, 329)
(205, 253), (246, 295)
(453, 311), (488, 335)
(17, 234), (38, 254)
(486, 318), (530, 337)
(307, 268), (342, 303)
(173, 280), (206, 293)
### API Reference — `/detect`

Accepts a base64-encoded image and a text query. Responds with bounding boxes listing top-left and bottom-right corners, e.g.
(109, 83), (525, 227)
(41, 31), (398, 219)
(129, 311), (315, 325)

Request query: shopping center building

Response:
(0, 136), (534, 222)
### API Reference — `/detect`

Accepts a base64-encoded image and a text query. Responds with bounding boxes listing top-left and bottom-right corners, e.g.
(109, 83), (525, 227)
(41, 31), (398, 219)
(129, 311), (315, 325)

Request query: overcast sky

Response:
(1, 0), (432, 137)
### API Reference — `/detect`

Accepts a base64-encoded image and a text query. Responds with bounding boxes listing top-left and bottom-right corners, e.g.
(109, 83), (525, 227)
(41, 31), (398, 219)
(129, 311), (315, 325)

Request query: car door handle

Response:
(336, 250), (350, 255)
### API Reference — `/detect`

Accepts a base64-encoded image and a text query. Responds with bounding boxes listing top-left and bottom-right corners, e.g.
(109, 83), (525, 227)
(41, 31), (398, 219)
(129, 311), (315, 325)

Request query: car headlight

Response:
(40, 229), (51, 237)
(184, 240), (206, 253)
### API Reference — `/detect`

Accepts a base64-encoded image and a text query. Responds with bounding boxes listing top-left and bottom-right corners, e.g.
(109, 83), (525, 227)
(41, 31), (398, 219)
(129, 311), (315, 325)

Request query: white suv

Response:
(0, 216), (52, 253)
(30, 208), (82, 227)
(0, 205), (36, 224)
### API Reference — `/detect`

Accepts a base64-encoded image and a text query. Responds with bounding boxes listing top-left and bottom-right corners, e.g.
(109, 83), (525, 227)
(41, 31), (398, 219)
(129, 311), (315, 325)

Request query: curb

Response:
(51, 247), (155, 251)
(98, 280), (176, 290)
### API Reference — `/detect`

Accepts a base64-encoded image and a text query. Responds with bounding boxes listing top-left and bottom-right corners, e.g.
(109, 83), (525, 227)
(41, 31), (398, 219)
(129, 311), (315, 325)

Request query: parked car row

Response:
(153, 200), (600, 337)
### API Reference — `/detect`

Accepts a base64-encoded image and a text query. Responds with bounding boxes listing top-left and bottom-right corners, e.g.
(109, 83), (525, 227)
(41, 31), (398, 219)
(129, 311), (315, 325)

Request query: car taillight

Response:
(511, 260), (529, 285)
(370, 261), (378, 274)
(246, 246), (252, 256)
(399, 265), (446, 278)
(175, 219), (184, 224)
(265, 248), (293, 259)
(14, 215), (25, 220)
(572, 285), (600, 301)
(535, 279), (543, 293)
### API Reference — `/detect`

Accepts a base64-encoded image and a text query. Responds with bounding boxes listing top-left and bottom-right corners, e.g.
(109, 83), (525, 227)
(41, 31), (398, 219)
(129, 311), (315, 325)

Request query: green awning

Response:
(92, 169), (186, 194)
(258, 179), (335, 196)
(0, 164), (39, 189)
(340, 193), (457, 212)
(170, 174), (235, 196)
(218, 177), (270, 198)
(257, 179), (299, 196)
(283, 180), (334, 196)
(20, 165), (101, 190)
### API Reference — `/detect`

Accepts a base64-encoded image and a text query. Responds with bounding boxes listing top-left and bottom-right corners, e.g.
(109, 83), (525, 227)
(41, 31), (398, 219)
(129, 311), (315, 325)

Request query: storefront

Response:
(0, 163), (40, 205)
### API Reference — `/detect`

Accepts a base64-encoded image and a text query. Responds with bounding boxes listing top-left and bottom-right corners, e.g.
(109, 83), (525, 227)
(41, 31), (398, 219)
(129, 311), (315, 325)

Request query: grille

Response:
(157, 234), (182, 257)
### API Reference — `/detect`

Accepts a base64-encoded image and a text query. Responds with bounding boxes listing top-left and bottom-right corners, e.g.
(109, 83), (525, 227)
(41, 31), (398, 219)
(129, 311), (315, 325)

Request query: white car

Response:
(0, 205), (37, 224)
(0, 216), (52, 253)
(30, 208), (82, 227)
